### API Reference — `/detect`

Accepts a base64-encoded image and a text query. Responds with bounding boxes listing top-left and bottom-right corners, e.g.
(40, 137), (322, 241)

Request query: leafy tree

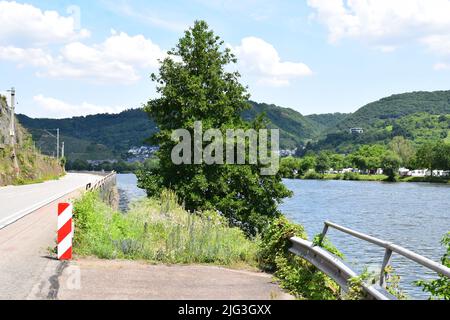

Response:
(389, 136), (415, 167)
(414, 143), (434, 174)
(137, 21), (292, 235)
(280, 157), (301, 179)
(315, 152), (331, 174)
(349, 145), (387, 172)
(415, 141), (450, 176)
(381, 151), (401, 181)
(432, 142), (450, 170)
(329, 153), (346, 171)
(299, 156), (317, 175)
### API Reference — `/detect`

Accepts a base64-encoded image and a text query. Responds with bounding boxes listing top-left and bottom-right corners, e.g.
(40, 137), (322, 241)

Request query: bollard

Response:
(57, 203), (73, 260)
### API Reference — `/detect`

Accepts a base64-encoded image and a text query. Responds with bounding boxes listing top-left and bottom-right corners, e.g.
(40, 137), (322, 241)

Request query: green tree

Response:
(414, 142), (436, 176)
(315, 152), (331, 174)
(381, 151), (401, 181)
(350, 145), (387, 172)
(329, 153), (345, 171)
(432, 142), (450, 170)
(389, 136), (415, 167)
(299, 155), (317, 175)
(137, 21), (292, 235)
(280, 157), (301, 179)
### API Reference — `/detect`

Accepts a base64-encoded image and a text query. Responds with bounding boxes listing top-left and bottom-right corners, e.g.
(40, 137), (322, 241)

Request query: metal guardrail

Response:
(289, 221), (450, 300)
(87, 171), (117, 191)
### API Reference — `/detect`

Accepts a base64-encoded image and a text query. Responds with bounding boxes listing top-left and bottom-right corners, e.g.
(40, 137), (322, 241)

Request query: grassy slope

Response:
(73, 190), (258, 268)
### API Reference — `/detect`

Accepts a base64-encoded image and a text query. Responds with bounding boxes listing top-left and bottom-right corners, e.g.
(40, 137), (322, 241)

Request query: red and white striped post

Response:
(57, 203), (73, 260)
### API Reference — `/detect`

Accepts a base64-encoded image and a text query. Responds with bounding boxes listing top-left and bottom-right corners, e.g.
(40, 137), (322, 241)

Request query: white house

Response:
(349, 128), (364, 134)
(399, 168), (412, 177)
(411, 169), (428, 177)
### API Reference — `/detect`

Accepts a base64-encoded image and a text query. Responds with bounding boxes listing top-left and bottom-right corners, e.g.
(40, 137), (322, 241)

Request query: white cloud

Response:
(33, 94), (124, 118)
(0, 31), (165, 84)
(0, 1), (90, 46)
(307, 0), (450, 53)
(0, 46), (53, 67)
(421, 35), (450, 56)
(434, 63), (450, 71)
(234, 37), (313, 87)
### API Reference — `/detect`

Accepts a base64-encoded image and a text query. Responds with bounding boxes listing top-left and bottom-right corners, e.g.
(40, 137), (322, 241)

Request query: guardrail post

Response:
(317, 223), (329, 246)
(380, 248), (393, 288)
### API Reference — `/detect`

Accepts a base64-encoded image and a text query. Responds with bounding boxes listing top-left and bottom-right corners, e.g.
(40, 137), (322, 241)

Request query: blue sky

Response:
(1, 0), (450, 118)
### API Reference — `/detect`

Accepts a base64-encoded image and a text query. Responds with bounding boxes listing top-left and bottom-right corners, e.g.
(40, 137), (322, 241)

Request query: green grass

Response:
(398, 176), (450, 184)
(300, 172), (389, 182)
(72, 190), (259, 267)
(301, 172), (450, 183)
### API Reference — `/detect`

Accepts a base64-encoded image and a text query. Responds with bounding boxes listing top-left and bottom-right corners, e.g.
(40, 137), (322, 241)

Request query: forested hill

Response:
(242, 101), (322, 148)
(18, 109), (157, 160)
(18, 101), (320, 160)
(18, 90), (450, 160)
(335, 91), (450, 130)
(305, 113), (349, 132)
(310, 90), (450, 153)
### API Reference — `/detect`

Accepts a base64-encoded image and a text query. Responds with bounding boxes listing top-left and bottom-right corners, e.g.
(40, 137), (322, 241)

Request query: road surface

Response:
(0, 173), (102, 228)
(29, 259), (294, 300)
(0, 173), (101, 299)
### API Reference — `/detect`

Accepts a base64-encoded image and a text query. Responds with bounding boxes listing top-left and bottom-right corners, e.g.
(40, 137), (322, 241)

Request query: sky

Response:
(1, 0), (450, 119)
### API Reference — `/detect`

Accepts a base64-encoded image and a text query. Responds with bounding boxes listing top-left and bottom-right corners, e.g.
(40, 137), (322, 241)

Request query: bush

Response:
(343, 172), (361, 181)
(416, 232), (450, 300)
(258, 217), (340, 300)
(73, 191), (258, 266)
(303, 170), (324, 180)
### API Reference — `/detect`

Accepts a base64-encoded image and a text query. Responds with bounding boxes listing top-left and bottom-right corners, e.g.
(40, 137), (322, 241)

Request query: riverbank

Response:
(295, 172), (450, 184)
(72, 189), (344, 300)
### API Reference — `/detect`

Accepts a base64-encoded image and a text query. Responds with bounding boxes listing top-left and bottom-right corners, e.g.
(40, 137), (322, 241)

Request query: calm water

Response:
(116, 174), (146, 211)
(117, 174), (449, 299)
(280, 179), (450, 299)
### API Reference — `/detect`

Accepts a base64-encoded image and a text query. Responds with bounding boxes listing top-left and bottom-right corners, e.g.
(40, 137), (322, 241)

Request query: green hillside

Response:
(305, 113), (349, 132)
(310, 91), (450, 153)
(242, 101), (321, 148)
(336, 91), (450, 130)
(18, 90), (450, 160)
(19, 101), (317, 160)
(18, 109), (158, 160)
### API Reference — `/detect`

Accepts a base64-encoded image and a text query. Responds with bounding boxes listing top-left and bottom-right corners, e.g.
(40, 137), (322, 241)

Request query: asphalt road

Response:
(0, 173), (101, 228)
(0, 173), (101, 299)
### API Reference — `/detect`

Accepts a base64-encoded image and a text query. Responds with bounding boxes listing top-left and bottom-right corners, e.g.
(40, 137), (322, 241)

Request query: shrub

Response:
(258, 217), (340, 300)
(416, 232), (450, 300)
(343, 172), (361, 181)
(303, 171), (324, 180)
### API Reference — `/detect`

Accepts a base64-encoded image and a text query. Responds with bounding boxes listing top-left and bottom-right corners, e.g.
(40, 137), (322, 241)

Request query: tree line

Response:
(281, 136), (450, 181)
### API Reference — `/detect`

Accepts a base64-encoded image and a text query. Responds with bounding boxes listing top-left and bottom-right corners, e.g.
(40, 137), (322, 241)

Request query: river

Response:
(117, 174), (449, 299)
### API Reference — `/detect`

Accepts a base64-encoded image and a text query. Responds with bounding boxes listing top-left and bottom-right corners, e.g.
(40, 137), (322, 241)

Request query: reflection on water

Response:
(280, 179), (450, 300)
(116, 174), (146, 211)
